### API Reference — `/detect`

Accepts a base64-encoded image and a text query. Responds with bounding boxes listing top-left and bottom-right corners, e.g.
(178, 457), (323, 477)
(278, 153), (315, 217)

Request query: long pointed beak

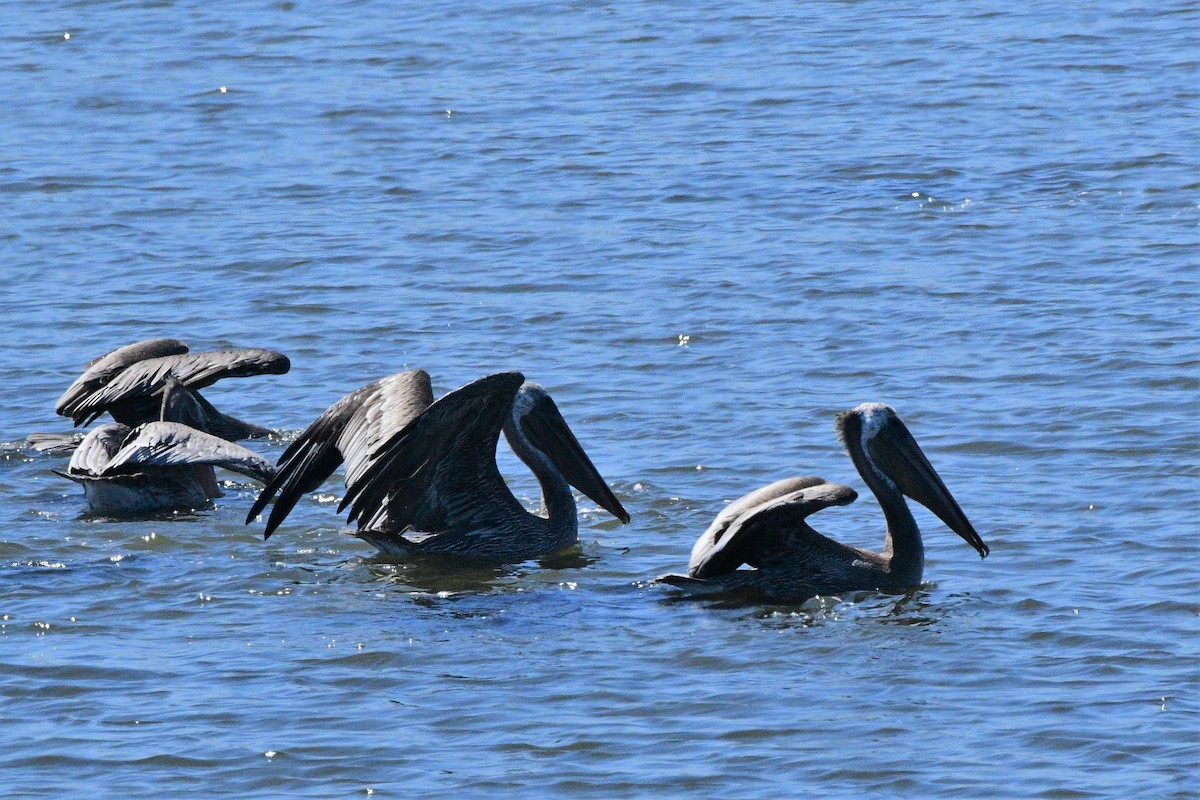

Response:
(872, 422), (989, 558)
(521, 402), (630, 524)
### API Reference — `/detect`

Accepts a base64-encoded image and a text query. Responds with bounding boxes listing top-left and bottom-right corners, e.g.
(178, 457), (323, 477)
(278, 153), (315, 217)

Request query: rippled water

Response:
(3, 2), (1197, 797)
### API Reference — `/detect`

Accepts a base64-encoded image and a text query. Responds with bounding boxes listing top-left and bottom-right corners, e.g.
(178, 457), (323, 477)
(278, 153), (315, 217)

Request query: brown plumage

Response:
(248, 371), (629, 562)
(55, 338), (289, 440)
(657, 403), (987, 602)
(56, 378), (276, 515)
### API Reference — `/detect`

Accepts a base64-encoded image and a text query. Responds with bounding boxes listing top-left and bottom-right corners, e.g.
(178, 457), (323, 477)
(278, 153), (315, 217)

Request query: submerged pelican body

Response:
(658, 403), (988, 602)
(248, 371), (629, 561)
(57, 378), (276, 515)
(54, 338), (290, 440)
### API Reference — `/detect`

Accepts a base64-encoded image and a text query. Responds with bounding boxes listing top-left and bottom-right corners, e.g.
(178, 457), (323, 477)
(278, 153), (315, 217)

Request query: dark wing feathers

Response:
(164, 348), (291, 389)
(101, 422), (276, 484)
(63, 348), (290, 426)
(694, 476), (828, 560)
(248, 370), (434, 537)
(733, 483), (860, 572)
(83, 338), (190, 369)
(56, 338), (189, 419)
(689, 479), (858, 578)
(338, 371), (435, 487)
(339, 372), (526, 537)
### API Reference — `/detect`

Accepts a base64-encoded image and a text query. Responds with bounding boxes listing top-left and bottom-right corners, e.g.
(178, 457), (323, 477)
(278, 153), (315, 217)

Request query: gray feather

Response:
(101, 422), (275, 484)
(249, 370), (434, 534)
(688, 479), (858, 578)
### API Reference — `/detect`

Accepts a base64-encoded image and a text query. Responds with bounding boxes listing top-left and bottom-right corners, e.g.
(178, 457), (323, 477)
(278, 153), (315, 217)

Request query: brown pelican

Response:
(247, 371), (630, 561)
(56, 377), (276, 515)
(55, 338), (290, 440)
(657, 403), (988, 602)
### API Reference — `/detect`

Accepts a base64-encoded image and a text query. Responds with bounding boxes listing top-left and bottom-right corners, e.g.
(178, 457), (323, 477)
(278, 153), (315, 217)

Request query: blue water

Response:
(2, 2), (1197, 797)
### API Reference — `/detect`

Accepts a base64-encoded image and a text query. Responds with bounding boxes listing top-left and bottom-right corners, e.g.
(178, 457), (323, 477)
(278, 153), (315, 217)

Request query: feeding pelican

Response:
(657, 403), (988, 602)
(247, 371), (629, 561)
(56, 377), (276, 515)
(54, 338), (290, 440)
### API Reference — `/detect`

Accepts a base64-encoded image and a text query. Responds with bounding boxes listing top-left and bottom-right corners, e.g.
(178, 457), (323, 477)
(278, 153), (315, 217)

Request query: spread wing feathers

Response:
(688, 479), (858, 578)
(99, 422), (276, 484)
(338, 371), (436, 487)
(56, 338), (189, 419)
(247, 370), (434, 536)
(67, 424), (133, 475)
(689, 476), (828, 568)
(59, 347), (290, 426)
(339, 372), (527, 537)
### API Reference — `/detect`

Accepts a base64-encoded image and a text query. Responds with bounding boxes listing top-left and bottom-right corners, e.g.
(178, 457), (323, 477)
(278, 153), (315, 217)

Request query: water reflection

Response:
(78, 508), (210, 524)
(876, 589), (942, 626)
(354, 547), (598, 597)
(662, 584), (967, 629)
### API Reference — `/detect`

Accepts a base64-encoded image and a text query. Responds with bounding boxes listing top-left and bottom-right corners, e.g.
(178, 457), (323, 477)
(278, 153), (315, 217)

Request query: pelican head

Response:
(837, 403), (988, 558)
(507, 383), (630, 524)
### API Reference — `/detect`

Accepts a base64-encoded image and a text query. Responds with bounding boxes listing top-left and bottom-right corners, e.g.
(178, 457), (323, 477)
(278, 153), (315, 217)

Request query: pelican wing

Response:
(248, 370), (434, 536)
(689, 479), (858, 578)
(56, 339), (189, 420)
(100, 422), (275, 484)
(339, 372), (527, 537)
(689, 476), (828, 569)
(67, 423), (132, 476)
(25, 431), (84, 454)
(60, 348), (291, 427)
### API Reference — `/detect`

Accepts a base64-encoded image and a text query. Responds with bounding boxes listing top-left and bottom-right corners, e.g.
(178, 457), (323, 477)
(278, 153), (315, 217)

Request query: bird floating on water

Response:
(657, 403), (988, 602)
(56, 376), (276, 515)
(54, 338), (290, 441)
(247, 371), (630, 561)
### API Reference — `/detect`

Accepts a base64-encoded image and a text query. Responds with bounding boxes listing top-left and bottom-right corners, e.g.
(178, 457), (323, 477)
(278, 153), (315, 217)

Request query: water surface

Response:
(2, 2), (1197, 797)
